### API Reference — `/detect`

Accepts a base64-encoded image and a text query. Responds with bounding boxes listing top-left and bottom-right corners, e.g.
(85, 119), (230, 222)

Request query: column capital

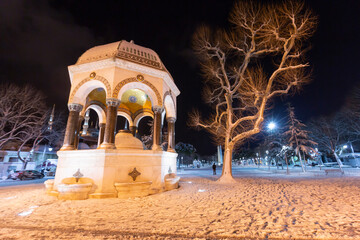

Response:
(152, 106), (164, 114)
(106, 98), (121, 107)
(166, 117), (176, 123)
(68, 103), (83, 112)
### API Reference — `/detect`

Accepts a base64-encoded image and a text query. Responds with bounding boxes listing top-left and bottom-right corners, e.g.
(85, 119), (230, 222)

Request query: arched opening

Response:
(115, 116), (129, 132)
(164, 94), (176, 119)
(77, 88), (106, 149)
(137, 116), (153, 149)
(70, 80), (109, 106)
(78, 108), (100, 149)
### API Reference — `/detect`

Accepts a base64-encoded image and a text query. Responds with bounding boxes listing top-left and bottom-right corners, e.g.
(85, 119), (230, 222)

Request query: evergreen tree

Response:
(284, 105), (317, 172)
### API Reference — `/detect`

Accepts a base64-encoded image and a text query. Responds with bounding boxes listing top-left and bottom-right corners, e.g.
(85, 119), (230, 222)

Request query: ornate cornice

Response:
(68, 59), (180, 96)
(68, 103), (83, 112)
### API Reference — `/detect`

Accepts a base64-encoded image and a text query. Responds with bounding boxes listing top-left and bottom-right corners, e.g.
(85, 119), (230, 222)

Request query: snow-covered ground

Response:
(1, 167), (360, 239)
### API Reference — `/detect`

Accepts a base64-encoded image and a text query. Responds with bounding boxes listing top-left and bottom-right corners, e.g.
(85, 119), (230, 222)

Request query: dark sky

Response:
(1, 0), (360, 155)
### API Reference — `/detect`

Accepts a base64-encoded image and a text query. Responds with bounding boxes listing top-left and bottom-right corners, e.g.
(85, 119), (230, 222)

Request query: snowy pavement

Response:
(1, 167), (360, 239)
(0, 177), (50, 187)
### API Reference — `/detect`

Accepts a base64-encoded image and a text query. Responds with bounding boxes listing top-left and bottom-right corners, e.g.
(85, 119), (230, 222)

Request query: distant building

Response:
(0, 145), (58, 178)
(339, 153), (360, 167)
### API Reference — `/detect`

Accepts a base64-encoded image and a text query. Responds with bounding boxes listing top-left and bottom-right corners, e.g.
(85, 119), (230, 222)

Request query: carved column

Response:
(167, 117), (176, 152)
(152, 106), (163, 151)
(129, 126), (137, 137)
(60, 103), (83, 151)
(74, 115), (84, 150)
(100, 98), (120, 149)
(97, 123), (106, 147)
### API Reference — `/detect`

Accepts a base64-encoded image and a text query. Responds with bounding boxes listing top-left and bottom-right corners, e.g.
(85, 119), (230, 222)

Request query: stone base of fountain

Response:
(48, 177), (94, 200)
(57, 183), (92, 200)
(53, 149), (178, 198)
(114, 181), (152, 198)
(88, 193), (117, 199)
(44, 179), (54, 194)
(164, 173), (180, 191)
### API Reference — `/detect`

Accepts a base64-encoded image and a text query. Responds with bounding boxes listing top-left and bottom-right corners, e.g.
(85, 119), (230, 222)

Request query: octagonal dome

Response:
(76, 40), (169, 73)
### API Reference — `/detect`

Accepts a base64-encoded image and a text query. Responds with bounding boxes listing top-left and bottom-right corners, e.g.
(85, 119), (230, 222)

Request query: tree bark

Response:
(218, 143), (236, 183)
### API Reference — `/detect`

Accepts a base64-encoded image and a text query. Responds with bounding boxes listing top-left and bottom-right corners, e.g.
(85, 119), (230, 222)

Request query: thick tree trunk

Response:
(218, 144), (236, 183)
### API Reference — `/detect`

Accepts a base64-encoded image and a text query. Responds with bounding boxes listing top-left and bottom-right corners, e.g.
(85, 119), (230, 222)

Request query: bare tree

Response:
(189, 1), (317, 182)
(0, 83), (65, 169)
(308, 113), (348, 170)
(0, 83), (47, 149)
(284, 104), (316, 172)
(341, 85), (360, 139)
(17, 110), (66, 169)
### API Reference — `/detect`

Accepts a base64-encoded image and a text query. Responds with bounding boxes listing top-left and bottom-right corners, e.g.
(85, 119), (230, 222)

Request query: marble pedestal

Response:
(53, 149), (178, 198)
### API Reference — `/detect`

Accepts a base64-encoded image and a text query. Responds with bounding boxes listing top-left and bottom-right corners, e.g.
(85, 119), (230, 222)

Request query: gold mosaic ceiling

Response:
(87, 88), (106, 106)
(120, 89), (152, 114)
(86, 88), (152, 116)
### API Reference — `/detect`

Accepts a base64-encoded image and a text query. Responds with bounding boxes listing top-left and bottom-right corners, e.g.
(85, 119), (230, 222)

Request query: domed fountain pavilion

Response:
(51, 40), (180, 199)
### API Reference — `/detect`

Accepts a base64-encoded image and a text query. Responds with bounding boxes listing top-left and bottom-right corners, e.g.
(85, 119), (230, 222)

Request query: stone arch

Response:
(117, 111), (134, 126)
(112, 77), (162, 106)
(163, 93), (176, 119)
(85, 104), (106, 124)
(134, 111), (154, 127)
(69, 75), (111, 105)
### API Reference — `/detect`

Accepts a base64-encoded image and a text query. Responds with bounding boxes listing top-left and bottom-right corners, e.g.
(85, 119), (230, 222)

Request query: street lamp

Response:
(267, 121), (277, 131)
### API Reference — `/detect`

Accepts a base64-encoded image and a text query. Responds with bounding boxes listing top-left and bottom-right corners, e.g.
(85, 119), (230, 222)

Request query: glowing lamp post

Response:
(266, 121), (277, 170)
(267, 121), (277, 131)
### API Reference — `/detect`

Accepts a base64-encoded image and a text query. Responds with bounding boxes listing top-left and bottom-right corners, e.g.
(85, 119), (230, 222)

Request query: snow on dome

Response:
(76, 40), (168, 72)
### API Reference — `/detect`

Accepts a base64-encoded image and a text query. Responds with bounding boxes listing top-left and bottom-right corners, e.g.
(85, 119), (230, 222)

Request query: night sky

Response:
(1, 0), (359, 155)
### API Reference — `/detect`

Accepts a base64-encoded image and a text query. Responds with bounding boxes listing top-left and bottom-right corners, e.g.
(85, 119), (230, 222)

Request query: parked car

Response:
(11, 170), (44, 180)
